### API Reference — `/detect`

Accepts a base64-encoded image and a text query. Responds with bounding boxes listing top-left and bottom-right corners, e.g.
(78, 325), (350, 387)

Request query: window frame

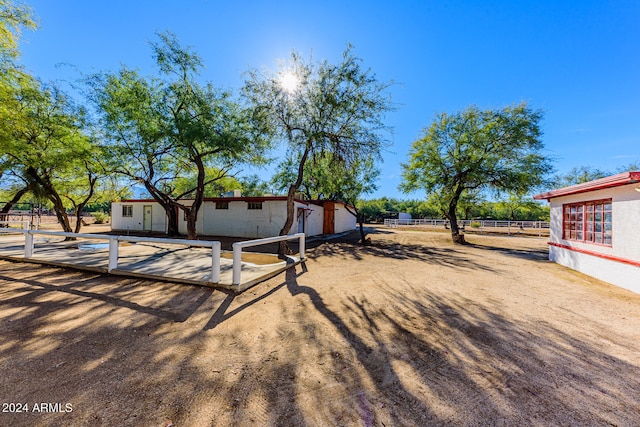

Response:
(562, 198), (612, 246)
(122, 205), (133, 218)
(215, 202), (229, 210)
(247, 202), (263, 210)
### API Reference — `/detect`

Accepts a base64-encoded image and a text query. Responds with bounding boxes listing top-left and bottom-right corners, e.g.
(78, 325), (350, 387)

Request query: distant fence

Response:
(384, 218), (550, 236)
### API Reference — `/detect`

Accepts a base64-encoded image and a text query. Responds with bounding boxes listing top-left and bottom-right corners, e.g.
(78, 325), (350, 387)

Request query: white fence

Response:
(0, 220), (31, 230)
(232, 233), (305, 285)
(384, 218), (550, 236)
(0, 228), (306, 287)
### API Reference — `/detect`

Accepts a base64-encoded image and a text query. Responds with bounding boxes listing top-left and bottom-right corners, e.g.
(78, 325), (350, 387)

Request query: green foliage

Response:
(356, 197), (549, 222)
(552, 165), (609, 188)
(400, 103), (553, 242)
(172, 167), (241, 198)
(239, 174), (272, 197)
(92, 211), (109, 224)
(552, 162), (640, 188)
(244, 45), (393, 243)
(0, 0), (36, 65)
(90, 31), (270, 237)
(0, 76), (103, 232)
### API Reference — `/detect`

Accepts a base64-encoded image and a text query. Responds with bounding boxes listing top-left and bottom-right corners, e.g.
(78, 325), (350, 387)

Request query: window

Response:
(247, 202), (262, 210)
(215, 202), (229, 209)
(563, 199), (612, 245)
(122, 205), (133, 218)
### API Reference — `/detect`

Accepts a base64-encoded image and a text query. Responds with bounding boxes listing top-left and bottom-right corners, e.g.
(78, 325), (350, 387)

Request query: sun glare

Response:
(279, 72), (299, 94)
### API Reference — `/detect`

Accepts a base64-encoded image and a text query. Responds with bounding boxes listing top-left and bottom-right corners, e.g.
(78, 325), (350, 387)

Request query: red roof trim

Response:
(119, 197), (309, 204)
(534, 171), (640, 200)
(549, 242), (640, 268)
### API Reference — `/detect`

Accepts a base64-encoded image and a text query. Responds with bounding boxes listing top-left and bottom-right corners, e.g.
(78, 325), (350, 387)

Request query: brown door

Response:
(323, 202), (335, 234)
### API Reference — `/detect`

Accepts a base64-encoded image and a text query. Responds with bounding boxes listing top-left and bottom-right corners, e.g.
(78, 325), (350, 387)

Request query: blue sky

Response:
(17, 0), (640, 199)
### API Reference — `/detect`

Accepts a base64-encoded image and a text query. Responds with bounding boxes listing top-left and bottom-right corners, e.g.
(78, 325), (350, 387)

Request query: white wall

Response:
(111, 202), (166, 233)
(550, 245), (640, 294)
(305, 204), (324, 237)
(112, 199), (335, 238)
(198, 200), (286, 238)
(548, 183), (640, 293)
(333, 202), (357, 234)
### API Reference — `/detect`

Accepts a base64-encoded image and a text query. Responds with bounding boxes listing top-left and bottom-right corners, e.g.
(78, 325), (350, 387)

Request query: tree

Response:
(287, 153), (380, 244)
(91, 32), (270, 239)
(322, 156), (380, 244)
(400, 103), (553, 244)
(1, 78), (101, 235)
(239, 174), (272, 197)
(552, 165), (609, 188)
(244, 46), (393, 256)
(0, 0), (36, 68)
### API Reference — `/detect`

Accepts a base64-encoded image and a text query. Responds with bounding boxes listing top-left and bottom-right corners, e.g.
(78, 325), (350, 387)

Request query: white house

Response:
(534, 171), (640, 294)
(111, 196), (356, 239)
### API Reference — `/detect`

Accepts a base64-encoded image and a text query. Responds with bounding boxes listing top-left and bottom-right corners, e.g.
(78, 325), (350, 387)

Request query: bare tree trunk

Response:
(26, 168), (74, 239)
(278, 145), (311, 258)
(0, 184), (31, 227)
(72, 174), (97, 234)
(447, 186), (466, 245)
(185, 157), (206, 240)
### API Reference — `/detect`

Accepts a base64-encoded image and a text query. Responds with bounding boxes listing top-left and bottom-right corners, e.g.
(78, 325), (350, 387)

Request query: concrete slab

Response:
(0, 234), (299, 292)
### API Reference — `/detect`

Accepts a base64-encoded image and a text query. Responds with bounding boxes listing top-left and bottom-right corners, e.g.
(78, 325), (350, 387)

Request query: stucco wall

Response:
(192, 200), (300, 238)
(548, 183), (640, 293)
(549, 245), (640, 294)
(112, 199), (329, 238)
(333, 202), (357, 234)
(111, 202), (166, 233)
(305, 204), (325, 237)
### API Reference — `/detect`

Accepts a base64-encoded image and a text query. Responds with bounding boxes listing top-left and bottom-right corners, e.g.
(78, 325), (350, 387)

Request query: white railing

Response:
(232, 233), (305, 285)
(0, 229), (222, 283)
(0, 220), (30, 230)
(384, 218), (550, 236)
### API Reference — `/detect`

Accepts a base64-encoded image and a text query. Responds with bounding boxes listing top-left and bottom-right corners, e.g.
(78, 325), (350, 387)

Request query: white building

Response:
(534, 171), (640, 294)
(111, 196), (356, 239)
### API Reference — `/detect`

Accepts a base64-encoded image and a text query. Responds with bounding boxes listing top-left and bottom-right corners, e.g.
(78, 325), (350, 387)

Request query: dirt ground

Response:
(1, 228), (639, 427)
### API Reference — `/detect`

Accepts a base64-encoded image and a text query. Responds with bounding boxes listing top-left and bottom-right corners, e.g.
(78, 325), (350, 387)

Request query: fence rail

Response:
(0, 228), (306, 288)
(384, 218), (549, 236)
(232, 233), (305, 285)
(0, 229), (222, 283)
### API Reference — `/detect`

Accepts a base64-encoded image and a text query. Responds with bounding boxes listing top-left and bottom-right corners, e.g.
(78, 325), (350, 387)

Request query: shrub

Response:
(92, 211), (109, 224)
(470, 221), (481, 228)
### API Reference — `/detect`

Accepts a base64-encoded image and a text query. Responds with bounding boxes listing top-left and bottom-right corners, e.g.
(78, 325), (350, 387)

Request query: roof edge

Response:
(534, 171), (640, 200)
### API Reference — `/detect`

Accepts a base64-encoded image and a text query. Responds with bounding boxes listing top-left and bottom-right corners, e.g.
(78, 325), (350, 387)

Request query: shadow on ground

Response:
(0, 232), (638, 426)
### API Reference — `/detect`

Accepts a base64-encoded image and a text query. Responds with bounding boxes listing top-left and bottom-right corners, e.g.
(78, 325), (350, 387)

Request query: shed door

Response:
(143, 205), (152, 231)
(297, 208), (305, 233)
(323, 202), (335, 234)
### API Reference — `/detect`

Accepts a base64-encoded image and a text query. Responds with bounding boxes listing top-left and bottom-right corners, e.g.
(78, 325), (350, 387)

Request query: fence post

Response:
(508, 221), (511, 236)
(232, 242), (242, 285)
(25, 231), (34, 258)
(108, 237), (118, 272)
(211, 242), (221, 283)
(297, 233), (305, 260)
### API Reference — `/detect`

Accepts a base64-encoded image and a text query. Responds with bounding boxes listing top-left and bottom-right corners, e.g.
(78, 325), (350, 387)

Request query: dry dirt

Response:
(1, 228), (639, 426)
